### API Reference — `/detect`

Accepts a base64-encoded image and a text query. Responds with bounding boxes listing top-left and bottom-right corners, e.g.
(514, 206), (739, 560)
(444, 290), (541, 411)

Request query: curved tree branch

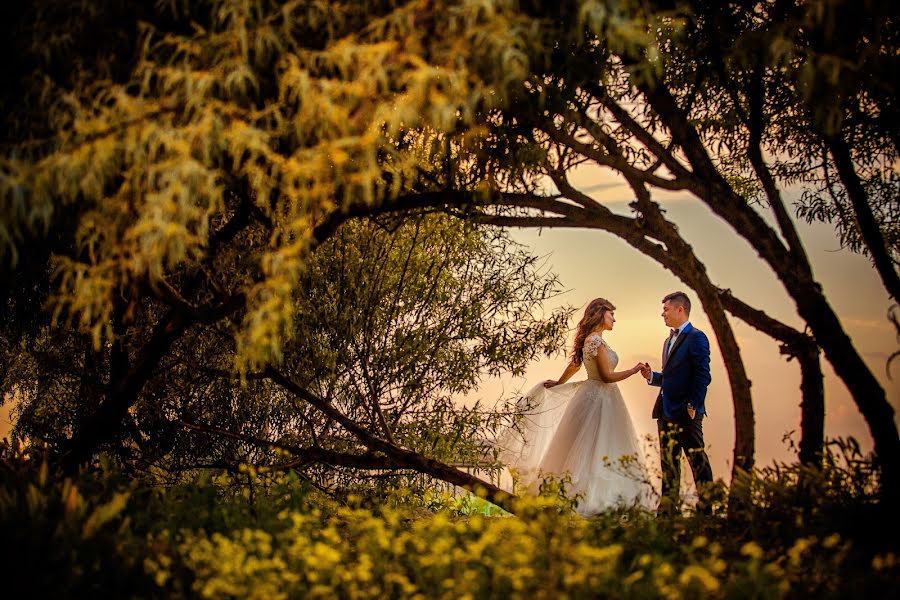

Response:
(263, 367), (516, 512)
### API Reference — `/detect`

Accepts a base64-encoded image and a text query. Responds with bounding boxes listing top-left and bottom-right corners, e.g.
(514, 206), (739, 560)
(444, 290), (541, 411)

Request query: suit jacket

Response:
(650, 323), (711, 420)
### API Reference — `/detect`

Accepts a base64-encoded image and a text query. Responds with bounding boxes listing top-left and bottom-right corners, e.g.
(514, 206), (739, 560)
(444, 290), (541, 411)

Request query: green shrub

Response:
(0, 441), (151, 598)
(1, 438), (898, 598)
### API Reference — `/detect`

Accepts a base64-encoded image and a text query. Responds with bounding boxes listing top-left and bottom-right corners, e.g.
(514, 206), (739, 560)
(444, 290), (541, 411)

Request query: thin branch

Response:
(542, 121), (690, 192)
(178, 419), (402, 470)
(262, 367), (517, 511)
(742, 63), (811, 263)
(583, 82), (695, 181)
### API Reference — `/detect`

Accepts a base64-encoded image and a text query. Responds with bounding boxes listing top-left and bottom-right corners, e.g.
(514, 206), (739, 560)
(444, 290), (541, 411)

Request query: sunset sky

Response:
(469, 166), (900, 481)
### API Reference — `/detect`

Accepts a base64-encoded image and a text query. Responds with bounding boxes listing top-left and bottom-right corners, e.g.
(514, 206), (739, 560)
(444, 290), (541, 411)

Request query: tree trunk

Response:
(826, 134), (900, 302)
(641, 84), (900, 500)
(791, 288), (900, 495)
(61, 310), (192, 473)
(692, 285), (755, 474)
(716, 290), (825, 465)
(795, 343), (825, 466)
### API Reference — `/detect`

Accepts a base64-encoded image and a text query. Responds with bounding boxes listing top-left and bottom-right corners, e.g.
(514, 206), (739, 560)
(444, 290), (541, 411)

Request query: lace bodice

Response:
(582, 334), (617, 380)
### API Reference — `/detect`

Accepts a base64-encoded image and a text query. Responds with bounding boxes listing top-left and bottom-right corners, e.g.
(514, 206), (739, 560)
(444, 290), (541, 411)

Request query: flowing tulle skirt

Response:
(496, 379), (653, 515)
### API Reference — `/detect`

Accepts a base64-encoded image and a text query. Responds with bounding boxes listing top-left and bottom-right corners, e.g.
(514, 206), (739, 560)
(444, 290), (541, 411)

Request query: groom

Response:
(640, 291), (713, 513)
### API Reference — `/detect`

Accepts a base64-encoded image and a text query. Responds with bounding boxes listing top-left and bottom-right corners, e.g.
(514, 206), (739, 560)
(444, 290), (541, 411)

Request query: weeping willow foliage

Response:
(1, 0), (554, 369)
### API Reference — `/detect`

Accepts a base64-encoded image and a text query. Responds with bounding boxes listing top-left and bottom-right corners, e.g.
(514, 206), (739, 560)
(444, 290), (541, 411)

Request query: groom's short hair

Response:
(662, 291), (691, 316)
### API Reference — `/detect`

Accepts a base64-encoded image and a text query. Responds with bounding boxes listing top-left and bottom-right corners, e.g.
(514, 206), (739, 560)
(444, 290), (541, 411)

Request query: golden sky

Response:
(469, 168), (900, 480)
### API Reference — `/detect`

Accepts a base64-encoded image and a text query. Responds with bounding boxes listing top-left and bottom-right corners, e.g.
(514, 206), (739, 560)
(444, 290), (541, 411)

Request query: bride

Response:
(496, 297), (653, 515)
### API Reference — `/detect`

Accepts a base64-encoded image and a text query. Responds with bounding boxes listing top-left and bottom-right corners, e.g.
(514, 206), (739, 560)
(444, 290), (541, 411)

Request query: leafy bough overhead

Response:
(2, 0), (544, 369)
(0, 1), (570, 500)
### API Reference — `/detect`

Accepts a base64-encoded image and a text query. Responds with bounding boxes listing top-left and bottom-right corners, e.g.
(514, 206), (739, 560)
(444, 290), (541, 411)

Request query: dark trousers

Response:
(657, 415), (713, 505)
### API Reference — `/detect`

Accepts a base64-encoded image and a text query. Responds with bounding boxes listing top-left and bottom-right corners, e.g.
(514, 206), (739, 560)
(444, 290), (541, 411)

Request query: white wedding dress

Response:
(496, 334), (653, 515)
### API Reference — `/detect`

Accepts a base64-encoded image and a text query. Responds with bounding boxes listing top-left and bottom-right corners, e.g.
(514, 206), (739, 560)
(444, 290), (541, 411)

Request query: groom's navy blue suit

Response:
(650, 323), (710, 420)
(648, 322), (714, 507)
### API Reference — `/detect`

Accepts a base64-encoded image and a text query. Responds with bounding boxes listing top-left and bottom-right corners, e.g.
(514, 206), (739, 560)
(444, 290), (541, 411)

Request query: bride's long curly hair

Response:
(571, 298), (616, 366)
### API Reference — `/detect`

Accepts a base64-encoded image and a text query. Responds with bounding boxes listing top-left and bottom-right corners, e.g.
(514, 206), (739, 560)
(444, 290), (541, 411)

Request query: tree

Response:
(0, 0), (573, 506)
(434, 0), (895, 488)
(2, 0), (896, 500)
(5, 212), (570, 505)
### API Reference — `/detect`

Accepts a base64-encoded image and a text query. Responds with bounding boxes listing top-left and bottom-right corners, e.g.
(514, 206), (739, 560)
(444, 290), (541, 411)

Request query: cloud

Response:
(845, 318), (890, 329)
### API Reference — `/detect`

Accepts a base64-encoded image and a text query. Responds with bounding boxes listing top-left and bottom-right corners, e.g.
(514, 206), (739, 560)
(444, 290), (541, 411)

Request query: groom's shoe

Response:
(655, 495), (679, 518)
(693, 499), (712, 517)
(693, 482), (717, 517)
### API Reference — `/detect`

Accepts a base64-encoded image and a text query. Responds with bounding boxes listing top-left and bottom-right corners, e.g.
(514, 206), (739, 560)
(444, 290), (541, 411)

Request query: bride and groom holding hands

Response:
(498, 292), (714, 515)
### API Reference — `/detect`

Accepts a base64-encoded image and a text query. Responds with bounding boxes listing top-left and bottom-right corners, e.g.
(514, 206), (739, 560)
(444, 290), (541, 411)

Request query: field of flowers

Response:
(1, 440), (898, 598)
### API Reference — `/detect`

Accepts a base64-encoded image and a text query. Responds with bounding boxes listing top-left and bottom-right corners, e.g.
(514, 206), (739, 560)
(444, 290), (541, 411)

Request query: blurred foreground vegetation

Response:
(1, 438), (897, 599)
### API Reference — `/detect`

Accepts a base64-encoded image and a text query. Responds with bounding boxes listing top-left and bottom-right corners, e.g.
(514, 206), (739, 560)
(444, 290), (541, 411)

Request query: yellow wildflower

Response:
(679, 565), (720, 592)
(655, 562), (674, 579)
(740, 541), (764, 560)
(788, 537), (812, 567)
(873, 553), (897, 571)
(623, 570), (644, 585)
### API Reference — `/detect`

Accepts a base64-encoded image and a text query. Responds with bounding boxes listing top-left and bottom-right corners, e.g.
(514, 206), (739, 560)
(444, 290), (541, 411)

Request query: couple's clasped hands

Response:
(638, 362), (652, 379)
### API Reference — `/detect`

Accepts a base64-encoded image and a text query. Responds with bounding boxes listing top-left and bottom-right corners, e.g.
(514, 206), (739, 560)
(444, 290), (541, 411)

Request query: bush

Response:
(1, 438), (898, 598)
(0, 441), (150, 598)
